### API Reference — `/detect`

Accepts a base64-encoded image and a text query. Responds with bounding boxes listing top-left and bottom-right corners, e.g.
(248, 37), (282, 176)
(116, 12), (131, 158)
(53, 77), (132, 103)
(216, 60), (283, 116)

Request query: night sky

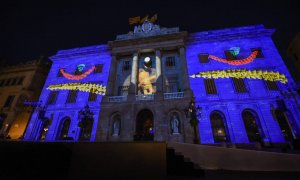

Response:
(1, 0), (299, 67)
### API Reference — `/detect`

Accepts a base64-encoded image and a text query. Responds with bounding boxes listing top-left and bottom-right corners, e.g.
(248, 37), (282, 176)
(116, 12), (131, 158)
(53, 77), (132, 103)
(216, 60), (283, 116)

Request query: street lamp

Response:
(185, 96), (202, 144)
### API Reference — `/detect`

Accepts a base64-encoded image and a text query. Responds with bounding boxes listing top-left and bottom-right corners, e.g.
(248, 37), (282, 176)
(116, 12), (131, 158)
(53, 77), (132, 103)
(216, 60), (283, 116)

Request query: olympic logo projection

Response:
(47, 83), (106, 95)
(190, 69), (288, 83)
(60, 65), (96, 80)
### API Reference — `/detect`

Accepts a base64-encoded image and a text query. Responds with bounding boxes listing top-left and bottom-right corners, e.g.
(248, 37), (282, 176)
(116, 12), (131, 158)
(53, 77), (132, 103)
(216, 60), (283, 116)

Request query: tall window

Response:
(165, 56), (176, 67)
(242, 110), (263, 142)
(95, 64), (104, 73)
(198, 53), (209, 63)
(88, 92), (97, 102)
(4, 95), (15, 107)
(251, 48), (263, 58)
(210, 111), (230, 143)
(66, 90), (78, 103)
(233, 78), (247, 93)
(265, 80), (278, 91)
(225, 50), (236, 60)
(204, 79), (217, 94)
(47, 91), (58, 105)
(11, 78), (18, 86)
(122, 61), (131, 72)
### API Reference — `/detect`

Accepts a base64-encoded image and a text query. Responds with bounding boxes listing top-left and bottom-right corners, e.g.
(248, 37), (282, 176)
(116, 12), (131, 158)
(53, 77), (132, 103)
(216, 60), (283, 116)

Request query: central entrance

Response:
(135, 109), (154, 141)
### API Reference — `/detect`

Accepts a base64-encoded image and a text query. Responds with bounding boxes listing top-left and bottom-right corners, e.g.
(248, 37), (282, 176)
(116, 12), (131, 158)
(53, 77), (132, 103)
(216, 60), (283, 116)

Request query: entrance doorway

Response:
(135, 109), (154, 141)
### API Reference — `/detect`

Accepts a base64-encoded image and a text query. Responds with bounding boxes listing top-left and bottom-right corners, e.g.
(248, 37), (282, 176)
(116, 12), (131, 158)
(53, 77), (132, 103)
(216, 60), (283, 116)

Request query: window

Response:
(88, 92), (97, 102)
(265, 80), (278, 91)
(118, 86), (129, 96)
(204, 79), (217, 94)
(242, 110), (263, 142)
(66, 90), (78, 103)
(95, 64), (104, 73)
(57, 69), (64, 77)
(210, 111), (230, 143)
(198, 53), (209, 63)
(122, 61), (131, 72)
(11, 78), (18, 86)
(251, 48), (263, 58)
(233, 78), (247, 93)
(47, 91), (58, 105)
(5, 79), (11, 86)
(165, 56), (176, 67)
(225, 50), (236, 60)
(4, 95), (15, 107)
(17, 77), (24, 85)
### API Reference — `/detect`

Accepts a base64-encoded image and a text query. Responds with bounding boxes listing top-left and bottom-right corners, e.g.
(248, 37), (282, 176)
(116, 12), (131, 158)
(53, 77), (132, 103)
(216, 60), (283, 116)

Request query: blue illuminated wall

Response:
(24, 45), (111, 141)
(186, 25), (300, 144)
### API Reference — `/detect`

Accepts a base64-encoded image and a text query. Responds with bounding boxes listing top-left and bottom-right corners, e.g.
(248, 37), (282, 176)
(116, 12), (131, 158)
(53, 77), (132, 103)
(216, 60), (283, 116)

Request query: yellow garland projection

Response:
(190, 69), (288, 84)
(47, 83), (106, 95)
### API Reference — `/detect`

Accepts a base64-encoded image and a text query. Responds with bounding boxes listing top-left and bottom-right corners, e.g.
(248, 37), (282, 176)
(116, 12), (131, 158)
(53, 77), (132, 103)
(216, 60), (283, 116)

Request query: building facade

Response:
(24, 21), (300, 145)
(0, 59), (49, 139)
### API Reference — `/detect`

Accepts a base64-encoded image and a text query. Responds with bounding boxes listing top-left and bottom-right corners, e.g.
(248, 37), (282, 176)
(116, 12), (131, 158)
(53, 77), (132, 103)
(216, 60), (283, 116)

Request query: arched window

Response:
(111, 114), (121, 136)
(242, 109), (264, 142)
(170, 112), (180, 134)
(210, 111), (230, 143)
(56, 117), (71, 140)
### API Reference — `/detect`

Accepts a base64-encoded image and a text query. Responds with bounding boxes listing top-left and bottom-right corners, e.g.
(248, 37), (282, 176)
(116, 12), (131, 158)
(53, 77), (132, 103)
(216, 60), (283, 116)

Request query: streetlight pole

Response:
(185, 96), (202, 144)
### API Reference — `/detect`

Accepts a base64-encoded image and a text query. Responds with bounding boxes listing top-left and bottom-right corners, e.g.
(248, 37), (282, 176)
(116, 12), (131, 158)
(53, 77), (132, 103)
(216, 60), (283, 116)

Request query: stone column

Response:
(155, 50), (163, 100)
(129, 53), (138, 100)
(106, 55), (117, 97)
(179, 47), (192, 97)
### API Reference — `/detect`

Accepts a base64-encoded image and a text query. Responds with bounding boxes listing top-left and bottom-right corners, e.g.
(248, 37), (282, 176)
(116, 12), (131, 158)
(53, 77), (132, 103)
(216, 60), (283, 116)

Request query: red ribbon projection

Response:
(208, 51), (258, 65)
(60, 66), (96, 80)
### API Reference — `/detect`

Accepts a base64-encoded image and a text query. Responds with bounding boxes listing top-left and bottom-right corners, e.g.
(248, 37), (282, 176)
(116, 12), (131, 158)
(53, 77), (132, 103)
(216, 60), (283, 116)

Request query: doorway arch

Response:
(56, 117), (71, 140)
(135, 109), (154, 141)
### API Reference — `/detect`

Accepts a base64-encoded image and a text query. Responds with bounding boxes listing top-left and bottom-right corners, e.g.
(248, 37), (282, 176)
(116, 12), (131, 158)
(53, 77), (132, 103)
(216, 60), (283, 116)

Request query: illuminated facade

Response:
(0, 59), (49, 139)
(24, 22), (300, 145)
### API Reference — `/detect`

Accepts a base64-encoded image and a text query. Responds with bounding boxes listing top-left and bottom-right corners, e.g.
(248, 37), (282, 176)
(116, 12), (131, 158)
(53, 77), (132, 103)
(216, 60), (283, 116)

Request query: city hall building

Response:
(24, 20), (300, 145)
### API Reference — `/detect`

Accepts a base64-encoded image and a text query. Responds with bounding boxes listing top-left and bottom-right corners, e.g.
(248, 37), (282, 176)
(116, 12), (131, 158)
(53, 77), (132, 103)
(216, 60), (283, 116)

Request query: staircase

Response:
(167, 147), (204, 178)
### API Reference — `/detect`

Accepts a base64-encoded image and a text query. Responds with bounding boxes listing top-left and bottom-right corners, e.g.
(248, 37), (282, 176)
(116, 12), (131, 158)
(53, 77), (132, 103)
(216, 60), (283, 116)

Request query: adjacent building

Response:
(24, 21), (300, 146)
(0, 58), (50, 139)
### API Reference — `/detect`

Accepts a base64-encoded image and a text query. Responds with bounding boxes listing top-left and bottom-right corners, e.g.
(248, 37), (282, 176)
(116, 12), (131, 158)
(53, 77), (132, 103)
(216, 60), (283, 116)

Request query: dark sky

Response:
(1, 0), (299, 66)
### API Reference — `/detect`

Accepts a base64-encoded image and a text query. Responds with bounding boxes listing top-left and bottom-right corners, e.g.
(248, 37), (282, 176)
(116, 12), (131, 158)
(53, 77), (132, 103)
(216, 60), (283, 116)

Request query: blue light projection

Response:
(186, 24), (299, 144)
(24, 45), (111, 141)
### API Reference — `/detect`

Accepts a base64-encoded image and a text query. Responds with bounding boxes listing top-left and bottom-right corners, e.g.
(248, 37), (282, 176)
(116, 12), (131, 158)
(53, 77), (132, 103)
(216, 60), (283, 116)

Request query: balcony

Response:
(164, 92), (184, 100)
(136, 94), (154, 101)
(108, 96), (127, 102)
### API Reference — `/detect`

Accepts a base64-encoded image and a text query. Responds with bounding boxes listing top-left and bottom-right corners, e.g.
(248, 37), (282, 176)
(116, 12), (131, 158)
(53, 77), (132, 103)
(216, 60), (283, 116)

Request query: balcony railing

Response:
(136, 94), (154, 101)
(164, 92), (184, 99)
(108, 96), (127, 102)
